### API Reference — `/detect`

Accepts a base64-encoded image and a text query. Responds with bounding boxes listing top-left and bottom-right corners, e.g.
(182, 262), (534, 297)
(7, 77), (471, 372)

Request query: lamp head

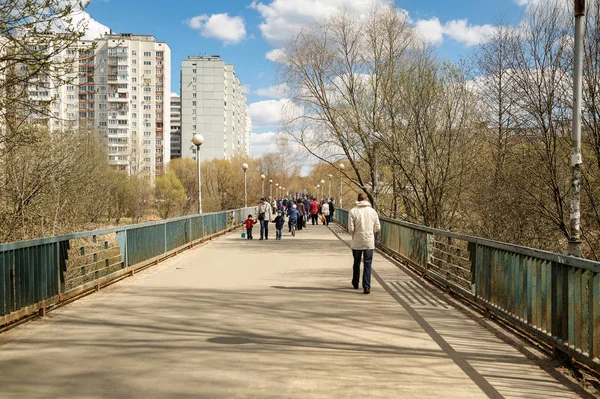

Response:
(261, 174), (265, 180)
(339, 163), (345, 170)
(242, 163), (249, 171)
(328, 174), (333, 178)
(320, 179), (325, 184)
(191, 134), (204, 146)
(269, 179), (273, 183)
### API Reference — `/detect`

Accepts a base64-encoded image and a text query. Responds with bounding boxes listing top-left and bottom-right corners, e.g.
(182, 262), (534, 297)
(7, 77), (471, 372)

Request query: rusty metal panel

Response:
(166, 220), (188, 252)
(592, 273), (600, 359)
(126, 224), (165, 266)
(190, 216), (204, 241)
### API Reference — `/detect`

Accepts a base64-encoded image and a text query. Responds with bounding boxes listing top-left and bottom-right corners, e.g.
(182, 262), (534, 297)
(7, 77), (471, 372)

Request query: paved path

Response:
(0, 222), (587, 398)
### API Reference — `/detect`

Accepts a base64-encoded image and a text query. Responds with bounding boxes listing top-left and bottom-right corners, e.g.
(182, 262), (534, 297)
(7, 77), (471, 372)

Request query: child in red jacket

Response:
(244, 215), (257, 240)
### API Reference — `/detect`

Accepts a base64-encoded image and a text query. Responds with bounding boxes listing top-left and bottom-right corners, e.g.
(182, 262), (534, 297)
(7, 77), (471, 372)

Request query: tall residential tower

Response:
(180, 56), (250, 161)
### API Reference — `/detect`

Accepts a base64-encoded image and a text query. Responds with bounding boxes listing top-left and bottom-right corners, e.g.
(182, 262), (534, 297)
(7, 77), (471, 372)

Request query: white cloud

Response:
(415, 17), (444, 45)
(444, 19), (496, 47)
(415, 17), (496, 47)
(52, 2), (111, 40)
(248, 98), (302, 127)
(171, 92), (179, 97)
(266, 48), (286, 63)
(248, 99), (289, 127)
(185, 13), (246, 45)
(255, 83), (288, 98)
(250, 0), (390, 46)
(251, 131), (282, 156)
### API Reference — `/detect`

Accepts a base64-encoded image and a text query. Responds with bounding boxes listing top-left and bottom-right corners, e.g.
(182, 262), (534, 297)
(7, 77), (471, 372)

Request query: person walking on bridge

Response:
(258, 198), (273, 240)
(348, 192), (380, 294)
(309, 198), (320, 225)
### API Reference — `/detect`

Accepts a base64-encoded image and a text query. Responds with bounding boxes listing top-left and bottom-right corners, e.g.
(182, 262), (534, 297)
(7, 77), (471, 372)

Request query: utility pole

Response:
(568, 0), (585, 257)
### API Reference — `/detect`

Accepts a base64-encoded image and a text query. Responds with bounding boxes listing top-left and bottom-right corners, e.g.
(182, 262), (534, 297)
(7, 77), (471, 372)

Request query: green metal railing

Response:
(0, 207), (255, 326)
(336, 208), (600, 372)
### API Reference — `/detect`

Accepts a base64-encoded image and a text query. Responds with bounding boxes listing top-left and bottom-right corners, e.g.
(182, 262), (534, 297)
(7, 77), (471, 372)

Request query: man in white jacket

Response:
(258, 198), (274, 240)
(348, 192), (381, 294)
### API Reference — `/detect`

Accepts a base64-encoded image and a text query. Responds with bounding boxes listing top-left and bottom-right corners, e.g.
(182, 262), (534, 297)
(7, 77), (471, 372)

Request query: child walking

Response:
(272, 211), (285, 240)
(244, 214), (257, 240)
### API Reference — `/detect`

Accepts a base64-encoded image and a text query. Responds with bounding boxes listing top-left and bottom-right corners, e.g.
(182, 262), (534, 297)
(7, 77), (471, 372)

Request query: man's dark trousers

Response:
(352, 249), (373, 290)
(260, 219), (269, 239)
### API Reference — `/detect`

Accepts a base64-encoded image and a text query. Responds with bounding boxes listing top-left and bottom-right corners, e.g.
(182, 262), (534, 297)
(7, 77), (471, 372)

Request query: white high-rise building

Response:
(93, 33), (171, 179)
(180, 56), (250, 161)
(10, 33), (170, 180)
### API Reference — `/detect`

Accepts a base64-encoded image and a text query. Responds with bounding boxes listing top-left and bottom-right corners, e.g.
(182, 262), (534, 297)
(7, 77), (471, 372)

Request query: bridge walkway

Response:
(0, 222), (587, 398)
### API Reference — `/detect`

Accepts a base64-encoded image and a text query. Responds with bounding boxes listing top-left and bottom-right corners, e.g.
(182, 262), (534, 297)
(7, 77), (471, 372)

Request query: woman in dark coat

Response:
(328, 198), (335, 223)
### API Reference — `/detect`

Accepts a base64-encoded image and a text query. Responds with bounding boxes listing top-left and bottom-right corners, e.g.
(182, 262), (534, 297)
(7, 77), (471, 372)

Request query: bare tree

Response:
(281, 5), (414, 208)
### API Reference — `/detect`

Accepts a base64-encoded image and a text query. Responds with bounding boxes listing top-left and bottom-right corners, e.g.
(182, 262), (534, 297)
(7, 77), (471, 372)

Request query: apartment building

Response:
(170, 94), (181, 159)
(180, 56), (250, 161)
(32, 34), (170, 180)
(92, 33), (171, 179)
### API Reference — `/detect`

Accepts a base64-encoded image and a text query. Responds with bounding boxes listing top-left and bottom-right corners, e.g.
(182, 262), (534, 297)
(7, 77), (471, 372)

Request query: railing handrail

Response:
(378, 215), (600, 273)
(0, 208), (252, 252)
(336, 208), (600, 373)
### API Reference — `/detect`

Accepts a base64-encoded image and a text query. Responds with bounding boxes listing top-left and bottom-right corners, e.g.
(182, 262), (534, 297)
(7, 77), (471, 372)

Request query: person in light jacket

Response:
(257, 198), (274, 240)
(348, 192), (381, 294)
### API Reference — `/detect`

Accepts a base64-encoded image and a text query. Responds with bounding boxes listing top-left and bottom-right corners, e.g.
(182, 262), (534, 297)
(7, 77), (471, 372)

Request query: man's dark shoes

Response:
(352, 283), (358, 289)
(363, 288), (370, 294)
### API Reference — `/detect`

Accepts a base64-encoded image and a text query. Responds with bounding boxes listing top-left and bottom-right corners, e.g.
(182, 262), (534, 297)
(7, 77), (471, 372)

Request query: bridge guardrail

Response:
(335, 208), (600, 373)
(0, 207), (256, 327)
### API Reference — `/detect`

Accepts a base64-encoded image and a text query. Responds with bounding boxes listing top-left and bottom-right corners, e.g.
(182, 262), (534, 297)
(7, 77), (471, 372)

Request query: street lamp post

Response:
(339, 163), (345, 208)
(317, 184), (320, 199)
(568, 0), (585, 257)
(269, 179), (273, 198)
(261, 174), (266, 197)
(242, 163), (249, 207)
(191, 134), (204, 214)
(328, 174), (333, 199)
(275, 183), (279, 199)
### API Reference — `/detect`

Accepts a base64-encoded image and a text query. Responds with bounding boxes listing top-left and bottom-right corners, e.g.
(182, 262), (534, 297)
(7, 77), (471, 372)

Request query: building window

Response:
(144, 61), (152, 65)
(132, 50), (137, 55)
(144, 51), (152, 57)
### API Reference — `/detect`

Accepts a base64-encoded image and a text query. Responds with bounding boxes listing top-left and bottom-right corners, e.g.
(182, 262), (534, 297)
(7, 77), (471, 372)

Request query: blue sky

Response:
(83, 0), (532, 156)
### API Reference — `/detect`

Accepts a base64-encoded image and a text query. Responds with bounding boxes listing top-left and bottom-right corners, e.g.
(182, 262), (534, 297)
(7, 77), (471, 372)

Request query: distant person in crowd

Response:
(348, 192), (380, 294)
(303, 197), (310, 222)
(272, 210), (285, 240)
(244, 214), (257, 240)
(296, 199), (306, 230)
(328, 198), (335, 223)
(321, 197), (330, 226)
(309, 197), (320, 225)
(287, 204), (300, 233)
(257, 198), (273, 240)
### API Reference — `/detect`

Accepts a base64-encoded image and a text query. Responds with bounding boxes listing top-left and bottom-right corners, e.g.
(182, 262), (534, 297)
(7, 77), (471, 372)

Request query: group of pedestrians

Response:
(244, 192), (380, 295)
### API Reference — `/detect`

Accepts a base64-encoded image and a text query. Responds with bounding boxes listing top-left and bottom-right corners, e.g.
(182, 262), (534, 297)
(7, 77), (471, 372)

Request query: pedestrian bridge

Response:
(0, 208), (597, 398)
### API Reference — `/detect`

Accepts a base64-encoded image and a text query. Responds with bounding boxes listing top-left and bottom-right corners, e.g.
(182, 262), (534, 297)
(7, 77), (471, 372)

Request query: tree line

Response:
(279, 1), (600, 259)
